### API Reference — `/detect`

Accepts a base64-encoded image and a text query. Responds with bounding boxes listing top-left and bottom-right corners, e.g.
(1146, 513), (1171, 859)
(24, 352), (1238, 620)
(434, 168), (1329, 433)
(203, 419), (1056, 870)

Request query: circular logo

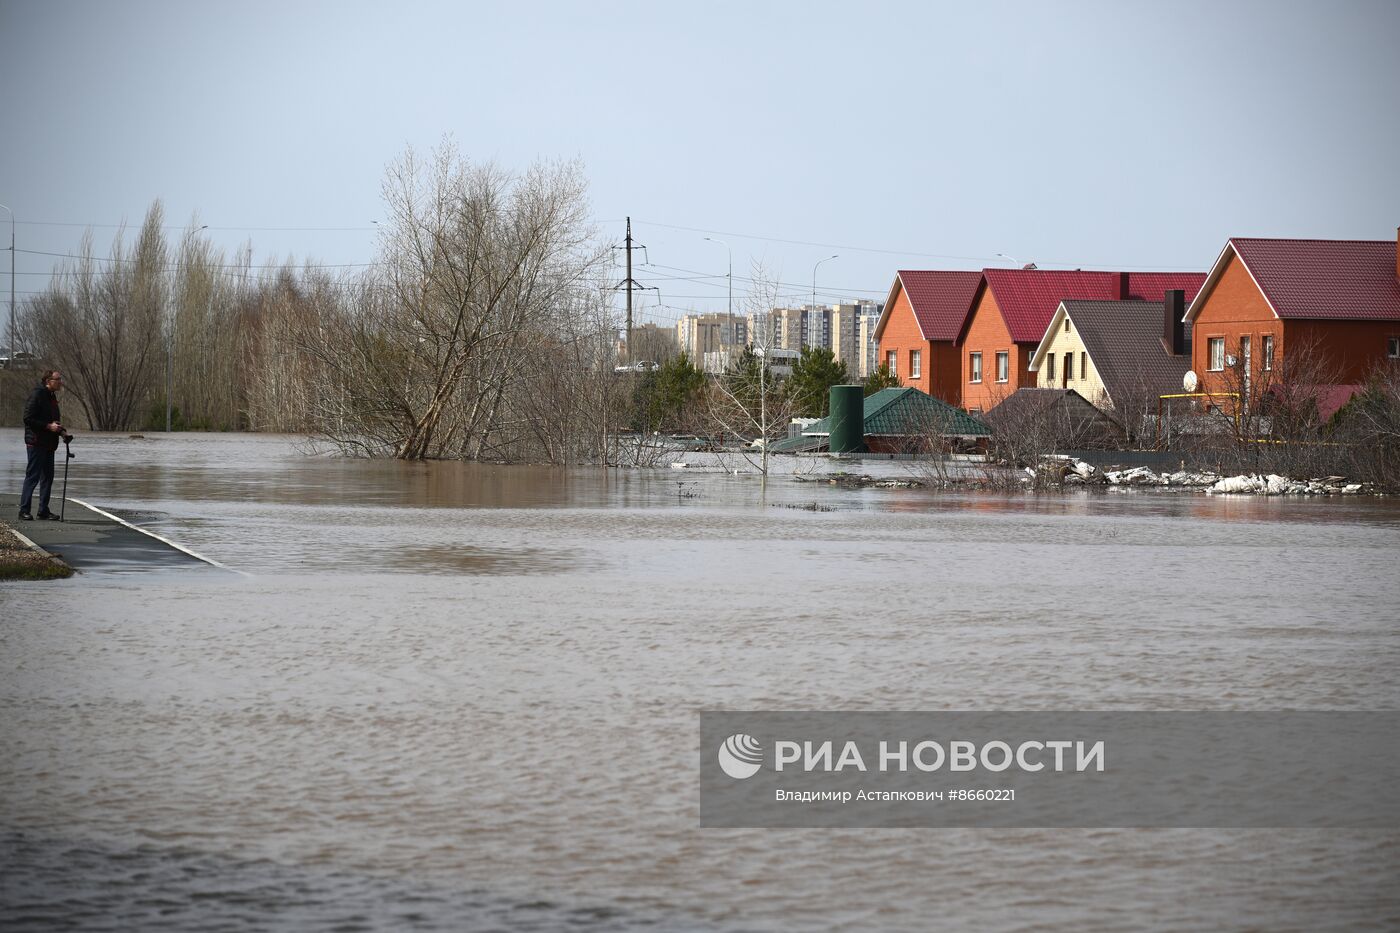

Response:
(717, 733), (764, 779)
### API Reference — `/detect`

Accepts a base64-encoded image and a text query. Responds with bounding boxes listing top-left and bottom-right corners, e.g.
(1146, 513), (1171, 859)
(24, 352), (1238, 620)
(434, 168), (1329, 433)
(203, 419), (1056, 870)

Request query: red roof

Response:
(982, 269), (1206, 344)
(1229, 238), (1400, 321)
(894, 270), (984, 341)
(1125, 272), (1208, 304)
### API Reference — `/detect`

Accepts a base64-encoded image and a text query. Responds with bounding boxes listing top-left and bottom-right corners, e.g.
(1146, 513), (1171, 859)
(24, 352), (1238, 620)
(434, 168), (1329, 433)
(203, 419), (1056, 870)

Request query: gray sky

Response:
(2, 0), (1397, 330)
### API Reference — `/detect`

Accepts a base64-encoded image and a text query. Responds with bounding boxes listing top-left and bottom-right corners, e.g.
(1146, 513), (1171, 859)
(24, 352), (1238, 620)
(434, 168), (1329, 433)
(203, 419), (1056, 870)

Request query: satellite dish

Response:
(1183, 370), (1198, 392)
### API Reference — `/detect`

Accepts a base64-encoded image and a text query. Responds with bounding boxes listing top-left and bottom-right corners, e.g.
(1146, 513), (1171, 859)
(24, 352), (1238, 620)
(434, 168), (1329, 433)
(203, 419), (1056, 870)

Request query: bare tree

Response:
(298, 142), (608, 460)
(27, 203), (169, 430)
(706, 263), (797, 484)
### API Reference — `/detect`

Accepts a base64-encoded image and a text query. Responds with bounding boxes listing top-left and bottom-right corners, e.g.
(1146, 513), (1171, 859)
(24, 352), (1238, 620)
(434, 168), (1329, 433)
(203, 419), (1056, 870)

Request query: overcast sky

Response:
(2, 0), (1397, 330)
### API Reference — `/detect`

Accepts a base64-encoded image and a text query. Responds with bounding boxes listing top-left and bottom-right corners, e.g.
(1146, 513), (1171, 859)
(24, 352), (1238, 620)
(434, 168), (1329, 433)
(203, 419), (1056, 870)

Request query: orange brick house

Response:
(1183, 232), (1400, 408)
(957, 269), (1206, 413)
(872, 271), (984, 405)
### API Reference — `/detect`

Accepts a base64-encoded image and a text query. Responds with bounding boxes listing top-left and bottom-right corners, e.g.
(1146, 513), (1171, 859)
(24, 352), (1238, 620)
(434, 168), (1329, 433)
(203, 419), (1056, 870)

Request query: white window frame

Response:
(969, 352), (982, 384)
(1045, 354), (1056, 382)
(910, 349), (921, 379)
(886, 350), (897, 378)
(1208, 337), (1225, 371)
(1263, 334), (1274, 370)
(995, 351), (1009, 383)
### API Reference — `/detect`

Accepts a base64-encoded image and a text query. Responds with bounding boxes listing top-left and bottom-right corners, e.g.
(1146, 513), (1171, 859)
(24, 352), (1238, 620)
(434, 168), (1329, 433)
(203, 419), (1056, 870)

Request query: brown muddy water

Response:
(2, 430), (1399, 932)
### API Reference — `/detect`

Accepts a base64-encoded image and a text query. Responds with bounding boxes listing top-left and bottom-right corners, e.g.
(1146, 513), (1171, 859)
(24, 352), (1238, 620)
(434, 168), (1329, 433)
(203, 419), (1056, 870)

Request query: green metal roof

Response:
(802, 387), (991, 438)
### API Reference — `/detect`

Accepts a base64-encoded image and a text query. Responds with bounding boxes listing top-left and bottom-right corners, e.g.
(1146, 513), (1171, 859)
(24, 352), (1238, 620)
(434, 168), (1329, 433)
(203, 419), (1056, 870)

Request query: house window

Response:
(1263, 334), (1274, 370)
(886, 350), (897, 378)
(1046, 354), (1056, 382)
(1208, 337), (1225, 371)
(1064, 318), (1071, 333)
(995, 351), (1009, 383)
(1389, 336), (1400, 359)
(970, 352), (982, 384)
(1080, 352), (1087, 382)
(1064, 352), (1074, 381)
(910, 349), (922, 379)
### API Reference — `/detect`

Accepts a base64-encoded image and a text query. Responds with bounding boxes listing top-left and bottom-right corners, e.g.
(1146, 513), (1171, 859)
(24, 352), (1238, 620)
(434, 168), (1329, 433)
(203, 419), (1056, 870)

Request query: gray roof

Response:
(983, 388), (1124, 442)
(1061, 299), (1192, 406)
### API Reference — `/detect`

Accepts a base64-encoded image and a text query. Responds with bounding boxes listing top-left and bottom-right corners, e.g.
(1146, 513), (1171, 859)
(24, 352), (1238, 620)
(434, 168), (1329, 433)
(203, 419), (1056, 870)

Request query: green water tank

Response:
(828, 384), (865, 453)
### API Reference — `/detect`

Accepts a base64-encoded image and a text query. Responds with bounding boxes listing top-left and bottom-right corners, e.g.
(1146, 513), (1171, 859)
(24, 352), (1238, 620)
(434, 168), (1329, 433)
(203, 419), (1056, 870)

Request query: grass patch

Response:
(0, 522), (74, 580)
(0, 556), (74, 580)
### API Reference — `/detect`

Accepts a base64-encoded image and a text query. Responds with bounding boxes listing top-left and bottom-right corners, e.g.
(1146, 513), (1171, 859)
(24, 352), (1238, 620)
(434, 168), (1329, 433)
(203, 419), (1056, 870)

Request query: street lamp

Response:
(0, 204), (13, 368)
(703, 236), (733, 366)
(168, 224), (209, 432)
(812, 253), (838, 309)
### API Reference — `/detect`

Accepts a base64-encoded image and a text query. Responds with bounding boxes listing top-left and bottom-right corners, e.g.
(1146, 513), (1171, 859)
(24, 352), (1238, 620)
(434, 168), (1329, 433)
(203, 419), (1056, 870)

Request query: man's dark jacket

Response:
(23, 383), (61, 451)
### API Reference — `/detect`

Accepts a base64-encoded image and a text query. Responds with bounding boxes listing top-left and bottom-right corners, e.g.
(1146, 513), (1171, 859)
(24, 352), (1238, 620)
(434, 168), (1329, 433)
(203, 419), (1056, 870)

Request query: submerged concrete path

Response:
(0, 493), (234, 574)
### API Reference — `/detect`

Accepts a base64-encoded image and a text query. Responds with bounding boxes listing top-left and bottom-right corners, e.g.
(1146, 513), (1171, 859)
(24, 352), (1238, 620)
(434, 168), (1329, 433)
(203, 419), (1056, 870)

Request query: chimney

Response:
(1395, 226), (1399, 281)
(1118, 271), (1131, 300)
(1163, 289), (1186, 356)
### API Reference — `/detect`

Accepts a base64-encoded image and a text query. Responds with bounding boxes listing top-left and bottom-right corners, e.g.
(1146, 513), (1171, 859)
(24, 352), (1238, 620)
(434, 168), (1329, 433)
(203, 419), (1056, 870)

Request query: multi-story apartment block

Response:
(676, 313), (748, 373)
(831, 301), (883, 377)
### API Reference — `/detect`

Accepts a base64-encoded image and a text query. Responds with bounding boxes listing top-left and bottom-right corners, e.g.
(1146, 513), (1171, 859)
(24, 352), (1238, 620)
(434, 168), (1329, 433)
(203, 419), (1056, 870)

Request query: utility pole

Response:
(0, 204), (13, 367)
(625, 217), (634, 363)
(613, 217), (647, 365)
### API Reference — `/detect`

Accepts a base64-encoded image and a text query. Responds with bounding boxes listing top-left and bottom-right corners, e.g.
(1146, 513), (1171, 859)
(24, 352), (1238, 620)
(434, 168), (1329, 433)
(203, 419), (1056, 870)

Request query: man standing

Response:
(19, 370), (66, 521)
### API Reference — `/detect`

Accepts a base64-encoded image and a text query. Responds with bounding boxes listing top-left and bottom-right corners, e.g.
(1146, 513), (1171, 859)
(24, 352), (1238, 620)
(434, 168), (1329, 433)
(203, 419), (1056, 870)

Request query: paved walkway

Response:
(0, 493), (232, 574)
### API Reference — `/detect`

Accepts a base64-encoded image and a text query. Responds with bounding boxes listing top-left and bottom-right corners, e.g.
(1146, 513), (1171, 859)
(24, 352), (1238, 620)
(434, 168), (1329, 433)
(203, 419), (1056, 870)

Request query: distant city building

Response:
(677, 313), (748, 373)
(746, 300), (883, 374)
(752, 307), (805, 352)
(802, 305), (831, 350)
(625, 322), (678, 365)
(830, 300), (883, 377)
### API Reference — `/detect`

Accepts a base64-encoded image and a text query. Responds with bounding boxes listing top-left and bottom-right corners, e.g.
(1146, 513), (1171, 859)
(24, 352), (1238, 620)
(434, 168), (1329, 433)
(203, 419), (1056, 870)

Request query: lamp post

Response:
(812, 253), (838, 309)
(0, 204), (13, 367)
(812, 254), (838, 355)
(168, 224), (209, 432)
(703, 236), (733, 368)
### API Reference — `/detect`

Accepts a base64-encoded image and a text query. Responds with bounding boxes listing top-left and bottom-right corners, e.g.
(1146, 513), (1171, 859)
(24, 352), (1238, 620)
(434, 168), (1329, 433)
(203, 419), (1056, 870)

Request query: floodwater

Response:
(2, 430), (1399, 932)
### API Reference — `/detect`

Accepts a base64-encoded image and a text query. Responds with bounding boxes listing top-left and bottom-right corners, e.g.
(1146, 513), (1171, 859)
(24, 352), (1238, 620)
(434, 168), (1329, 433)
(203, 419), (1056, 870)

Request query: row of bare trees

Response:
(14, 143), (653, 463)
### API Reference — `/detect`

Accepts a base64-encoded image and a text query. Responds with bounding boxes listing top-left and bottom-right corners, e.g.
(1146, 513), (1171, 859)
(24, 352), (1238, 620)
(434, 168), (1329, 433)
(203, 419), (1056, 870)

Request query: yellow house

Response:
(1028, 290), (1194, 430)
(1029, 303), (1105, 405)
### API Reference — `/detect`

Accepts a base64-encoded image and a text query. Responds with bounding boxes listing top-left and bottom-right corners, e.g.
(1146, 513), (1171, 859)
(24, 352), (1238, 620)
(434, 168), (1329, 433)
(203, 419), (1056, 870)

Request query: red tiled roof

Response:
(1230, 238), (1400, 321)
(1124, 272), (1207, 304)
(983, 269), (1206, 343)
(984, 269), (1116, 344)
(895, 270), (984, 341)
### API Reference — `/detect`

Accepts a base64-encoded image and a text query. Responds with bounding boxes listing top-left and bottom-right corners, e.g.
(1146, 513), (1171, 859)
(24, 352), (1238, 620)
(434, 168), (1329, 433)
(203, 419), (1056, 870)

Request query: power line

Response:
(15, 247), (376, 270)
(16, 220), (376, 232)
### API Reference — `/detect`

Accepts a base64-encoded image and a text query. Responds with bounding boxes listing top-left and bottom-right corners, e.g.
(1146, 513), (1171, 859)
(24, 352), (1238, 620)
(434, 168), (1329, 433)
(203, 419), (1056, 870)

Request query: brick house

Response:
(872, 271), (984, 405)
(958, 269), (1205, 413)
(1183, 232), (1400, 407)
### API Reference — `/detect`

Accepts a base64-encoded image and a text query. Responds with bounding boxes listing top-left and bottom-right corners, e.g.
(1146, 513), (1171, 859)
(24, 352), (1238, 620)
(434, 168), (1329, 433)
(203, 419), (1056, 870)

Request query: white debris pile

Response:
(1206, 474), (1374, 496)
(1100, 466), (1219, 487)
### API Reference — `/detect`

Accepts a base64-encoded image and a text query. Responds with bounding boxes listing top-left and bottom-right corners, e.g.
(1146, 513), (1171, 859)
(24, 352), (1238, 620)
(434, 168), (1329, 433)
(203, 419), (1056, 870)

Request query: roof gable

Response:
(1061, 299), (1194, 405)
(896, 270), (985, 342)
